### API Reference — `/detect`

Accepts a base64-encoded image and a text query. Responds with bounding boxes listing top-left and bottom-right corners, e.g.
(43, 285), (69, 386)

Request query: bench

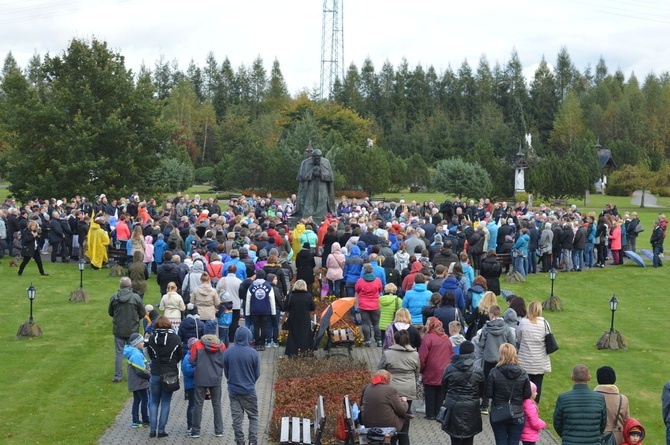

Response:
(107, 246), (127, 264)
(280, 395), (325, 445)
(345, 395), (397, 445)
(549, 199), (569, 207)
(496, 253), (512, 266)
(326, 328), (355, 358)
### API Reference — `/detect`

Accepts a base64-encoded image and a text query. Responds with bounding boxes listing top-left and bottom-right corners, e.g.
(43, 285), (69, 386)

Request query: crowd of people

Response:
(3, 191), (663, 443)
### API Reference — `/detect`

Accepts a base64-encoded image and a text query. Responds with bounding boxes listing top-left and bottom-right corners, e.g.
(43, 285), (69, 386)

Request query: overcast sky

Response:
(2, 0), (669, 94)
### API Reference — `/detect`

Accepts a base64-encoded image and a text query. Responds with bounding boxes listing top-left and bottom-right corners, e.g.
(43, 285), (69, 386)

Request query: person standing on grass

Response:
(651, 220), (665, 268)
(553, 364), (607, 445)
(223, 326), (260, 445)
(109, 277), (146, 383)
(187, 323), (226, 439)
(594, 366), (630, 444)
(18, 220), (48, 277)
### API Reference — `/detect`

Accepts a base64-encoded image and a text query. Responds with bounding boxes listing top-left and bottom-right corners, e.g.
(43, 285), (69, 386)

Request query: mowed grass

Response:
(0, 260), (160, 444)
(502, 263), (668, 441)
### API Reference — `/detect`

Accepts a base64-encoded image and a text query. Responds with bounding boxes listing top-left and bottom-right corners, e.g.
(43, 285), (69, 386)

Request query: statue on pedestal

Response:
(295, 148), (336, 220)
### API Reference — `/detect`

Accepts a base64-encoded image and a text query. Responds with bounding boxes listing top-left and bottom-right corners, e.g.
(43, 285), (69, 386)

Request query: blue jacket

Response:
(344, 246), (364, 283)
(246, 279), (275, 316)
(224, 258), (247, 281)
(513, 233), (530, 256)
(360, 260), (387, 288)
(487, 222), (499, 253)
(402, 283), (432, 324)
(178, 315), (205, 350)
(182, 348), (196, 390)
(123, 344), (150, 392)
(154, 239), (168, 264)
(439, 277), (466, 314)
(223, 327), (260, 396)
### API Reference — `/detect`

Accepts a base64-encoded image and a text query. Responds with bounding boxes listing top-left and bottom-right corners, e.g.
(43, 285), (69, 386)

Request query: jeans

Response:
(666, 422), (670, 445)
(562, 249), (572, 271)
(230, 393), (259, 445)
(345, 282), (356, 298)
(513, 255), (526, 278)
(654, 246), (664, 267)
(359, 309), (381, 343)
(229, 309), (241, 343)
(218, 327), (230, 348)
(423, 384), (445, 419)
(132, 388), (149, 423)
(491, 415), (525, 445)
(481, 361), (496, 409)
(185, 388), (195, 429)
(328, 279), (342, 297)
(552, 247), (561, 269)
(251, 315), (268, 348)
(114, 336), (129, 379)
(629, 237), (637, 253)
(572, 248), (583, 270)
(191, 385), (223, 435)
(149, 374), (174, 433)
(584, 242), (594, 268)
(266, 313), (280, 344)
(51, 239), (66, 262)
(597, 244), (607, 266)
(528, 250), (537, 274)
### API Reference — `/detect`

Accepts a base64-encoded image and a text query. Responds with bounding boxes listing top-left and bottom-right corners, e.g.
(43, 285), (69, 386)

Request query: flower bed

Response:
(270, 356), (371, 443)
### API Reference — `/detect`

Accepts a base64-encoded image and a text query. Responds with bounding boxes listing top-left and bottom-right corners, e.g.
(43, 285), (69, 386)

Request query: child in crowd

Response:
(521, 381), (546, 445)
(181, 337), (198, 433)
(620, 419), (645, 445)
(123, 333), (150, 428)
(448, 321), (465, 355)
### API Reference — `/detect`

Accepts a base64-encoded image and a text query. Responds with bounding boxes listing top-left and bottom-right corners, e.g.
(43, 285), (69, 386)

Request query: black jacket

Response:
(147, 328), (183, 376)
(156, 262), (185, 298)
(486, 364), (531, 418)
(441, 353), (486, 438)
(479, 257), (501, 295)
(559, 227), (574, 250)
(49, 218), (64, 243)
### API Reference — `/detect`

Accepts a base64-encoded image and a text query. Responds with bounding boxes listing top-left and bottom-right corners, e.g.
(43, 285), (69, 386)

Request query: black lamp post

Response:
(115, 239), (121, 250)
(609, 294), (618, 333)
(542, 267), (562, 311)
(17, 283), (42, 338)
(27, 283), (36, 324)
(78, 258), (86, 288)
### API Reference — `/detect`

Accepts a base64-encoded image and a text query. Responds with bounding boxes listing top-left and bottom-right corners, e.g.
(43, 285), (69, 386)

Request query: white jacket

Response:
(517, 317), (552, 374)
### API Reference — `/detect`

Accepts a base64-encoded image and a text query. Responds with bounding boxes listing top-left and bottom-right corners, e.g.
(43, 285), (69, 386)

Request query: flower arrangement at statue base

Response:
(270, 356), (370, 444)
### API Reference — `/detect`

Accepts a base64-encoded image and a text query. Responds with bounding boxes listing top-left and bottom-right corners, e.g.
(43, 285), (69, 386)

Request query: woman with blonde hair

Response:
(379, 283), (402, 331)
(486, 343), (531, 444)
(130, 225), (145, 257)
(159, 282), (186, 331)
(284, 279), (316, 356)
(517, 301), (551, 403)
(383, 308), (422, 350)
(465, 291), (498, 340)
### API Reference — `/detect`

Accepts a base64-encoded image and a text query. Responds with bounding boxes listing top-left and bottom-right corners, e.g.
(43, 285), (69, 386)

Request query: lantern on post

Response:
(17, 283), (43, 338)
(70, 259), (91, 303)
(597, 294), (626, 350)
(542, 268), (562, 311)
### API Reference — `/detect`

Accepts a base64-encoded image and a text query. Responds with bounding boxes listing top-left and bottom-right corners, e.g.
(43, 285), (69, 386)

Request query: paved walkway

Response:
(100, 344), (560, 444)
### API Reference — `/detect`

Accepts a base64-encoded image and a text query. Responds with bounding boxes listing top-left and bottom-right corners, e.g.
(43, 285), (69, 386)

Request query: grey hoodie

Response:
(477, 318), (516, 363)
(502, 308), (519, 347)
(182, 259), (205, 296)
(189, 334), (225, 387)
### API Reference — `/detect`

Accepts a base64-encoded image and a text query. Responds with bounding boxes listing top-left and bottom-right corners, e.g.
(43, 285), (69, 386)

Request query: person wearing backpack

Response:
(627, 212), (642, 253)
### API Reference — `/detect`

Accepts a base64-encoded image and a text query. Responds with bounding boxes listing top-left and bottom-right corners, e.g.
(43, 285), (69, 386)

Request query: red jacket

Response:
(621, 418), (645, 445)
(355, 274), (382, 311)
(418, 332), (453, 386)
(266, 228), (283, 249)
(401, 261), (423, 292)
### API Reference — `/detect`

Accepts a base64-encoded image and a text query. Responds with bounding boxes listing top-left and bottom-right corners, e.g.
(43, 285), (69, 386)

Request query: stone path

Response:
(100, 343), (560, 444)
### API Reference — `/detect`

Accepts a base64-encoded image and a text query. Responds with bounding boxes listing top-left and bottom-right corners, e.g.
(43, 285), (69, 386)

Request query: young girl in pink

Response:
(521, 381), (546, 445)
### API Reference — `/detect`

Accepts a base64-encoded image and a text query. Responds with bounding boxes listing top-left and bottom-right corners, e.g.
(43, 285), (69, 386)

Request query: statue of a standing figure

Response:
(295, 148), (336, 219)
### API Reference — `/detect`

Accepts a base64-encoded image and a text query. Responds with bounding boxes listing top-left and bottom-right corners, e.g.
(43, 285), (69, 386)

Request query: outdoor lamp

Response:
(549, 268), (557, 297)
(78, 258), (86, 288)
(115, 240), (121, 250)
(609, 294), (618, 333)
(542, 267), (562, 311)
(27, 283), (36, 324)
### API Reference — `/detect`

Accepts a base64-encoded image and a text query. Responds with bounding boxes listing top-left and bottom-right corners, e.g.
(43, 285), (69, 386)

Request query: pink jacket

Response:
(521, 398), (546, 442)
(609, 226), (622, 250)
(355, 275), (382, 311)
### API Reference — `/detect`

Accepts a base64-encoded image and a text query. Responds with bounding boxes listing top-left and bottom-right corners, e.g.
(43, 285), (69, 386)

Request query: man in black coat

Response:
(49, 211), (67, 263)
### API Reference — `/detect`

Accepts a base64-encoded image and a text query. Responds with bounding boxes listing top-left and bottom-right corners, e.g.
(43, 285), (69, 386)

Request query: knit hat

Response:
(459, 341), (475, 355)
(129, 333), (144, 347)
(204, 320), (218, 335)
(186, 303), (198, 316)
(255, 270), (266, 280)
(596, 366), (616, 385)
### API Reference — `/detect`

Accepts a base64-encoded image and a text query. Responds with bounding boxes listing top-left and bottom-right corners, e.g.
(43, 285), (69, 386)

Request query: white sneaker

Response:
(273, 342), (279, 348)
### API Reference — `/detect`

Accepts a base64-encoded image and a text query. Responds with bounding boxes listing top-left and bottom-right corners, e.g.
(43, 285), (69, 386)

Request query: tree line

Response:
(1, 38), (669, 201)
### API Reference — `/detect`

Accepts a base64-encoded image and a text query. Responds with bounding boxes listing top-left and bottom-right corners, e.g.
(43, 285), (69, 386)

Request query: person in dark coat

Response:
(284, 280), (316, 356)
(441, 341), (485, 445)
(49, 212), (67, 263)
(382, 256), (402, 294)
(360, 370), (409, 433)
(553, 364), (607, 444)
(156, 251), (184, 300)
(18, 220), (48, 276)
(295, 242), (316, 290)
(479, 250), (502, 296)
(487, 343), (532, 445)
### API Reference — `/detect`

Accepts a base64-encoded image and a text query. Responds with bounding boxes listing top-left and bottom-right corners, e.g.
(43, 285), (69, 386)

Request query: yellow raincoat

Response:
(87, 221), (110, 268)
(291, 223), (305, 255)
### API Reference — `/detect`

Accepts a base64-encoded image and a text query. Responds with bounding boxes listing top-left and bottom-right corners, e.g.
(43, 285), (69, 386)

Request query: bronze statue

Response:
(295, 148), (336, 219)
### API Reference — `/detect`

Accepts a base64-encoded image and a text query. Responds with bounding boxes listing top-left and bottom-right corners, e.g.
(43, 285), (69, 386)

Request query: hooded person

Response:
(223, 326), (261, 445)
(621, 418), (645, 445)
(128, 250), (149, 298)
(182, 258), (206, 301)
(87, 217), (110, 269)
(188, 324), (226, 438)
(344, 245), (364, 297)
(401, 260), (424, 293)
(168, 229), (185, 253)
(295, 242), (316, 287)
(178, 303), (205, 350)
(291, 223), (306, 256)
(123, 333), (151, 426)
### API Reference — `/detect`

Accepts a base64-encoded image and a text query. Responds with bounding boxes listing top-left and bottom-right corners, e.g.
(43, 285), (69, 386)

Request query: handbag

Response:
(544, 320), (559, 354)
(157, 360), (180, 393)
(489, 380), (516, 423)
(334, 409), (348, 440)
(599, 394), (622, 445)
(366, 427), (386, 442)
(436, 398), (456, 426)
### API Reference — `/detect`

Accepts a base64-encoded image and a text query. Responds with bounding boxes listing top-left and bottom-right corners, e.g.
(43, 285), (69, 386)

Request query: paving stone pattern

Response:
(100, 342), (560, 444)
